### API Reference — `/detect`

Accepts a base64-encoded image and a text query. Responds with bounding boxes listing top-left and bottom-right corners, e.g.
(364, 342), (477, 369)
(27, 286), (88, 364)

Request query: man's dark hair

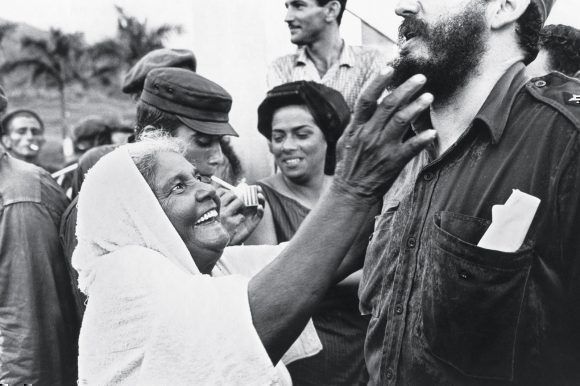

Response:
(538, 24), (580, 76)
(1, 109), (44, 136)
(316, 0), (347, 25)
(515, 2), (543, 65)
(135, 101), (182, 136)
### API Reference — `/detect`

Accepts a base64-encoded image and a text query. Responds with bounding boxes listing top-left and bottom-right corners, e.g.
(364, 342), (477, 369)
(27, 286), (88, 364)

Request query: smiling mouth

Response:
(195, 209), (219, 226)
(283, 158), (302, 166)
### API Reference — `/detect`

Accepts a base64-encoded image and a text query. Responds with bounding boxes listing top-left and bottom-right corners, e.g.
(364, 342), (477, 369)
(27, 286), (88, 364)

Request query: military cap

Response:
(533, 0), (556, 22)
(141, 68), (238, 137)
(122, 49), (197, 95)
(73, 116), (111, 140)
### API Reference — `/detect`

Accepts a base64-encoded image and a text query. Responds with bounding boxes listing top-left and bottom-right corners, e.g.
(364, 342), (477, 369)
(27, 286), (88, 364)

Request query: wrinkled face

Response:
(270, 105), (327, 184)
(2, 116), (45, 160)
(173, 125), (225, 177)
(391, 0), (489, 101)
(284, 0), (328, 45)
(152, 151), (230, 274)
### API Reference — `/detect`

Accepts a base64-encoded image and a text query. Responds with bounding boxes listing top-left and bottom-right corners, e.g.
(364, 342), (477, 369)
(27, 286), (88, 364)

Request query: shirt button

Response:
(395, 304), (403, 315)
(458, 269), (470, 280)
(407, 236), (416, 248)
(423, 172), (434, 181)
(534, 80), (546, 88)
(386, 369), (394, 380)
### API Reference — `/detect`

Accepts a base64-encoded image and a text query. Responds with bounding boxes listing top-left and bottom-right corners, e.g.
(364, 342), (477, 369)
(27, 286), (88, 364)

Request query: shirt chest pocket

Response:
(420, 211), (534, 381)
(359, 200), (400, 318)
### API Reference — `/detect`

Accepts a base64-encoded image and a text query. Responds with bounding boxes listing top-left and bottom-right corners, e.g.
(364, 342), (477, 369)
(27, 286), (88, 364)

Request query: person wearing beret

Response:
(360, 0), (580, 384)
(246, 80), (371, 385)
(527, 24), (580, 77)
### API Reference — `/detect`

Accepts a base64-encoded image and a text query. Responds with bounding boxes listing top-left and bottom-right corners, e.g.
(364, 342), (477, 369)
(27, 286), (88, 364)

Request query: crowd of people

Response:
(2, 0), (580, 385)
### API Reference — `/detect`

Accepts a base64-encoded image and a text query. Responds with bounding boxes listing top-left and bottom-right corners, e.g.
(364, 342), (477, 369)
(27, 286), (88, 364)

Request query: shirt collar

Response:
(295, 40), (354, 68)
(473, 62), (529, 144)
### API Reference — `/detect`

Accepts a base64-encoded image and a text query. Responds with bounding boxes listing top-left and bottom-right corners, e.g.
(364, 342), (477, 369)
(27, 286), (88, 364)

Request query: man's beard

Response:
(390, 2), (488, 104)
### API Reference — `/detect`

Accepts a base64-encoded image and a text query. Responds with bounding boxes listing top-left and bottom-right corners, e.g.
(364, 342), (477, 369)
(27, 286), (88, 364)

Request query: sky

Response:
(2, 0), (579, 47)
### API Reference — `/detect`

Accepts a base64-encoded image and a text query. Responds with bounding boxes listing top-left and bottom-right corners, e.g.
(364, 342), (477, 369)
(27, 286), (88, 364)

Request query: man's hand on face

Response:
(217, 187), (265, 246)
(332, 68), (437, 201)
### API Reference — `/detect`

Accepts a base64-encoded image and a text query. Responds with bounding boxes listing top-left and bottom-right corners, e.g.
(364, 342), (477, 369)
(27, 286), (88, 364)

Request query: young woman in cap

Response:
(247, 81), (370, 385)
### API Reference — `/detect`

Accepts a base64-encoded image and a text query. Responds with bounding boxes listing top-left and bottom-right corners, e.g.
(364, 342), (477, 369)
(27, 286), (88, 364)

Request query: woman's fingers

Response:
(352, 67), (394, 125)
(362, 74), (427, 139)
(381, 92), (434, 142)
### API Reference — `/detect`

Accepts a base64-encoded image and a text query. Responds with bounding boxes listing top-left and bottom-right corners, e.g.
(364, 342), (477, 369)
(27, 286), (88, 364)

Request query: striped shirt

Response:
(267, 43), (388, 111)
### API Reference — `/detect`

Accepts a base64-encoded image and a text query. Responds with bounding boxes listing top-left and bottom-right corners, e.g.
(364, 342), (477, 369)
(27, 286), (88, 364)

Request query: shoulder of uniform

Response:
(524, 72), (580, 129)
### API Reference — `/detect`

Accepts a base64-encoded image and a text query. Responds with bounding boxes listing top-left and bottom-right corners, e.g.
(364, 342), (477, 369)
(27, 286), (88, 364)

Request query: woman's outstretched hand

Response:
(333, 69), (436, 201)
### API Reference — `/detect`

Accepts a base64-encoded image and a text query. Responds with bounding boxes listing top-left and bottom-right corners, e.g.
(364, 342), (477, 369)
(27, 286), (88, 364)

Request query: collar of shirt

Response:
(412, 61), (529, 145)
(295, 40), (355, 68)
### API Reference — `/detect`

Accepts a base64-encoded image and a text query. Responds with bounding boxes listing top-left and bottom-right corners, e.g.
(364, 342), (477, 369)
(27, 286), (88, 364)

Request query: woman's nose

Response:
(195, 182), (218, 203)
(395, 0), (420, 17)
(281, 137), (298, 152)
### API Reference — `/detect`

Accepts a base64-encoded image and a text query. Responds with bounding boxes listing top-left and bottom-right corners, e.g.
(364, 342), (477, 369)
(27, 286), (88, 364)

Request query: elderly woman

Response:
(247, 81), (370, 384)
(72, 72), (435, 384)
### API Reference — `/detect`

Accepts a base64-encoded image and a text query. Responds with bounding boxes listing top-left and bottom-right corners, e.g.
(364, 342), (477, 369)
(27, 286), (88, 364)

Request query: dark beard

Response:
(390, 2), (488, 104)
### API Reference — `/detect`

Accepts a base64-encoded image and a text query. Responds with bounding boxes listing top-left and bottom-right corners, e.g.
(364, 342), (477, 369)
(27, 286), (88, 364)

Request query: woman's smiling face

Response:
(269, 104), (327, 184)
(151, 151), (230, 274)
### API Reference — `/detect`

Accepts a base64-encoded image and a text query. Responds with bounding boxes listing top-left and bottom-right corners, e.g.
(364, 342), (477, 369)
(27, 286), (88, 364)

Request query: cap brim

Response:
(177, 116), (239, 137)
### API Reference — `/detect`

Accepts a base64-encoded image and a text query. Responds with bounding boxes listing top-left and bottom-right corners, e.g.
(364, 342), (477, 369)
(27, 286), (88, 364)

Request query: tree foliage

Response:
(1, 28), (90, 137)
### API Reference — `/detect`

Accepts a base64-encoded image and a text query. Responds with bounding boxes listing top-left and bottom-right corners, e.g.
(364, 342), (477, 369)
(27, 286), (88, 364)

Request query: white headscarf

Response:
(72, 145), (283, 385)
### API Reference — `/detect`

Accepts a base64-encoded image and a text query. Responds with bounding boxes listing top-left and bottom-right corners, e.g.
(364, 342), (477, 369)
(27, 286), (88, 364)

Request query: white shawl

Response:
(73, 147), (320, 385)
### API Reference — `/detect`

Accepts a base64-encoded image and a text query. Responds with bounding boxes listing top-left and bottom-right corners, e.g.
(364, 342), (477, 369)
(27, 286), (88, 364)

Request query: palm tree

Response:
(88, 6), (182, 87)
(1, 28), (89, 138)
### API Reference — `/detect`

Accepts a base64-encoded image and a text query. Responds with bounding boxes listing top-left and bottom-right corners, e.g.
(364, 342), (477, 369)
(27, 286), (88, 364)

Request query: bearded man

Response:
(359, 0), (580, 384)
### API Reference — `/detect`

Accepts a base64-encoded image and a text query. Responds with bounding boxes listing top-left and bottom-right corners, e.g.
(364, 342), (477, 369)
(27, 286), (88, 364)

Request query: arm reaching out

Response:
(249, 70), (437, 363)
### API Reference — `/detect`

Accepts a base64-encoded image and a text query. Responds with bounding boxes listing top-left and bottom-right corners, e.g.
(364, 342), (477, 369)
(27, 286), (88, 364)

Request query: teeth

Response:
(195, 209), (218, 225)
(285, 158), (300, 166)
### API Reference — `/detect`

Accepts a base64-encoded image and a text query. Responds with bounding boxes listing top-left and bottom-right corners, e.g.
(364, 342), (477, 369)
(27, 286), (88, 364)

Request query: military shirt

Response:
(360, 62), (580, 385)
(0, 148), (79, 385)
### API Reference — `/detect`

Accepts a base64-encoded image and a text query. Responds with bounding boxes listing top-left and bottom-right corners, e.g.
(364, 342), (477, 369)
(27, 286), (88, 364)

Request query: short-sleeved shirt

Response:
(360, 63), (580, 385)
(267, 43), (387, 111)
(0, 149), (79, 385)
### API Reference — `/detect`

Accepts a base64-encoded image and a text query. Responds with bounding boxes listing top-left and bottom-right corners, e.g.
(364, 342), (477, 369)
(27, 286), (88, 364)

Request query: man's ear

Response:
(324, 0), (342, 24)
(1, 135), (12, 149)
(489, 0), (531, 30)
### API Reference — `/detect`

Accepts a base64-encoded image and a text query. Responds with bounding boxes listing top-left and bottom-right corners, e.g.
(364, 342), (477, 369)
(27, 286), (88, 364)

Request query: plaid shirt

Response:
(267, 43), (387, 111)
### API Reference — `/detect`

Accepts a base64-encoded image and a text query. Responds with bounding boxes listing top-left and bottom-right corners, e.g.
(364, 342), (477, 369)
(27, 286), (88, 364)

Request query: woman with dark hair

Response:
(247, 81), (370, 385)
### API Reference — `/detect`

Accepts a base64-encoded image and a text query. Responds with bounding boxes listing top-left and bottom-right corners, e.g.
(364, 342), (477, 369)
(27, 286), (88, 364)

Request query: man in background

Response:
(268, 0), (386, 111)
(1, 109), (46, 167)
(0, 86), (79, 385)
(527, 24), (580, 77)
